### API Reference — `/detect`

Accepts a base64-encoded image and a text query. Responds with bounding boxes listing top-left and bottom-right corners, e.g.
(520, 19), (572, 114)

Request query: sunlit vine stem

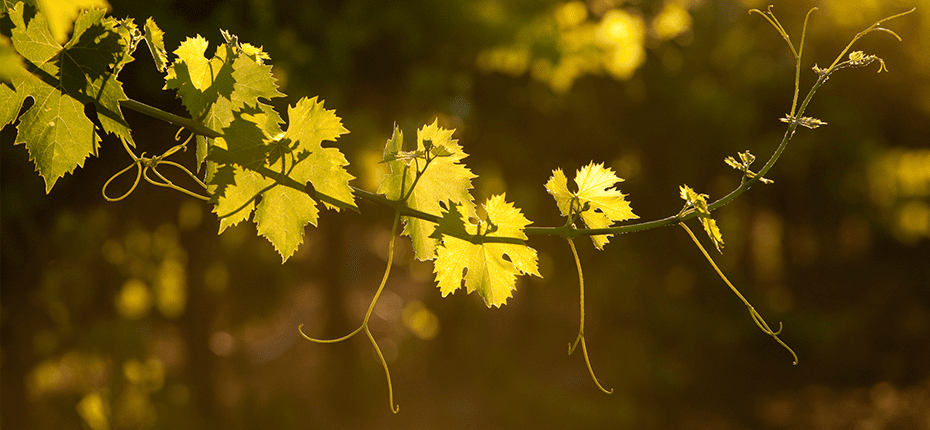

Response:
(566, 237), (613, 394)
(120, 99), (222, 138)
(298, 211), (401, 413)
(680, 222), (798, 364)
(113, 8), (913, 246)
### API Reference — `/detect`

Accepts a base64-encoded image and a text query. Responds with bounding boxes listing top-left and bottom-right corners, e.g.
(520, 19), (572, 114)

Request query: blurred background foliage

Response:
(2, 0), (930, 428)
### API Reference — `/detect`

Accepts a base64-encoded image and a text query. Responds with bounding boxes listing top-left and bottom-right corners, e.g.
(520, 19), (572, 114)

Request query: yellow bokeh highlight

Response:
(116, 279), (152, 320)
(402, 300), (440, 340)
(77, 391), (110, 430)
(123, 357), (165, 393)
(28, 352), (107, 397)
(555, 1), (588, 29)
(652, 3), (692, 41)
(115, 386), (157, 428)
(477, 46), (531, 77)
(597, 9), (646, 81)
(478, 2), (666, 93)
(869, 149), (930, 243)
(897, 201), (930, 240)
(156, 258), (187, 319)
(177, 199), (204, 231)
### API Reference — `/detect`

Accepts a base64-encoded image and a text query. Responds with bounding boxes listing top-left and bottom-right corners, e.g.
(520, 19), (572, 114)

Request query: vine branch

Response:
(116, 0), (914, 242)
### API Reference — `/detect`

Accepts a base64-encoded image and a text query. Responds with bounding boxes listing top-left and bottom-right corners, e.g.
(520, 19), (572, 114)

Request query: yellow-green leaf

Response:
(378, 120), (476, 260)
(143, 17), (168, 72)
(433, 195), (540, 307)
(679, 184), (724, 253)
(545, 162), (637, 250)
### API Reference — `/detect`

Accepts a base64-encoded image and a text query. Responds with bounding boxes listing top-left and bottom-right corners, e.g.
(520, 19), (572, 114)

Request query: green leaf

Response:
(433, 195), (540, 308)
(211, 164), (274, 232)
(283, 96), (354, 211)
(7, 2), (138, 191)
(377, 119), (477, 260)
(206, 97), (352, 262)
(143, 17), (167, 73)
(164, 32), (284, 168)
(679, 184), (724, 253)
(15, 78), (98, 192)
(545, 162), (638, 250)
(254, 181), (320, 261)
(59, 9), (137, 146)
(208, 103), (282, 232)
(0, 80), (27, 127)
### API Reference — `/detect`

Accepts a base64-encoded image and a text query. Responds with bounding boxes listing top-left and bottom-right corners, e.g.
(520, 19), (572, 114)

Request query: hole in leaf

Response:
(501, 253), (512, 263)
(439, 201), (448, 210)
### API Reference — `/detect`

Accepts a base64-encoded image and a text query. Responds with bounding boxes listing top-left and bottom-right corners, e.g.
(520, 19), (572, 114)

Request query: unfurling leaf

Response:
(141, 17), (168, 73)
(545, 162), (638, 249)
(780, 115), (827, 129)
(679, 185), (724, 253)
(725, 150), (773, 184)
(378, 120), (476, 260)
(432, 195), (540, 308)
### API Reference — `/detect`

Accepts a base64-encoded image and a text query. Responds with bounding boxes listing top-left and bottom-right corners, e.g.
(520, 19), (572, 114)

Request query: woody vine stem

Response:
(103, 6), (915, 410)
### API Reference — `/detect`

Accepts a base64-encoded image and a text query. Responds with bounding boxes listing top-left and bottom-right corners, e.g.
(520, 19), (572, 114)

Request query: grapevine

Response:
(0, 1), (915, 412)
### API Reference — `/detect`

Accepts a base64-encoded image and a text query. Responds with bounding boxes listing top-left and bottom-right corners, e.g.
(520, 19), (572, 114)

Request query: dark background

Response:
(3, 0), (930, 428)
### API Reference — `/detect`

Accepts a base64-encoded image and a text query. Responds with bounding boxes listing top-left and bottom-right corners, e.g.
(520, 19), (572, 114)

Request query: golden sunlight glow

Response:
(597, 10), (646, 80)
(477, 1), (675, 93)
(402, 300), (440, 340)
(869, 149), (930, 243)
(77, 391), (110, 430)
(555, 1), (588, 29)
(116, 279), (152, 320)
(652, 3), (692, 41)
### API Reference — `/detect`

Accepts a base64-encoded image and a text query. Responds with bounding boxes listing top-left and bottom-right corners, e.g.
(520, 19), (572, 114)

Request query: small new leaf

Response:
(780, 115), (827, 129)
(545, 162), (638, 250)
(433, 195), (541, 308)
(725, 150), (773, 184)
(680, 185), (724, 253)
(844, 51), (888, 73)
(143, 17), (168, 72)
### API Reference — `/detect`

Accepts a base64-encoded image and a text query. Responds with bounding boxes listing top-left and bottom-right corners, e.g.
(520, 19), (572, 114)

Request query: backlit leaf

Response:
(679, 184), (724, 253)
(432, 195), (540, 308)
(7, 1), (138, 191)
(206, 97), (352, 262)
(164, 31), (283, 168)
(378, 120), (476, 260)
(143, 17), (168, 72)
(545, 162), (637, 249)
